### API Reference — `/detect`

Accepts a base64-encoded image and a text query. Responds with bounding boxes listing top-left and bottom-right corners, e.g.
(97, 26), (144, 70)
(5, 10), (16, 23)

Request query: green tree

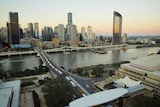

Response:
(91, 66), (103, 77)
(130, 95), (160, 107)
(42, 79), (74, 107)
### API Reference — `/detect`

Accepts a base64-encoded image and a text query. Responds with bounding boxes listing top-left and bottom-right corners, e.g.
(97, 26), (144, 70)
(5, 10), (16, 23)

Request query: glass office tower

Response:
(112, 11), (122, 45)
(7, 12), (20, 45)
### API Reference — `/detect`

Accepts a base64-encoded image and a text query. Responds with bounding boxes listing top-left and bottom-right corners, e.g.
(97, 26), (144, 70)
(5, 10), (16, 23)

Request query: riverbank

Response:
(73, 61), (130, 78)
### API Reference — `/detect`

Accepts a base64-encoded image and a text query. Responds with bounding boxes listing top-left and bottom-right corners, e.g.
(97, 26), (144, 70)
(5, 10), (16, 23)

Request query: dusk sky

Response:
(0, 0), (160, 36)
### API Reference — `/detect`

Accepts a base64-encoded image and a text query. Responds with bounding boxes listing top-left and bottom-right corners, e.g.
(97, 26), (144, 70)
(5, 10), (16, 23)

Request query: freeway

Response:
(35, 47), (96, 98)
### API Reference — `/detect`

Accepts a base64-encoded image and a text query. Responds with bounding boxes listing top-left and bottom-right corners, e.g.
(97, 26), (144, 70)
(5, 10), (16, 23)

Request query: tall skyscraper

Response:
(34, 23), (39, 39)
(58, 24), (65, 41)
(112, 11), (122, 45)
(66, 12), (77, 41)
(7, 12), (20, 45)
(42, 26), (53, 41)
(28, 23), (34, 38)
(68, 12), (72, 25)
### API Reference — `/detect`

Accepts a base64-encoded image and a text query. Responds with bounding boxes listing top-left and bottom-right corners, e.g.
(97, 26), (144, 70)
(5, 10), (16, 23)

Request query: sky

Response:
(0, 0), (160, 36)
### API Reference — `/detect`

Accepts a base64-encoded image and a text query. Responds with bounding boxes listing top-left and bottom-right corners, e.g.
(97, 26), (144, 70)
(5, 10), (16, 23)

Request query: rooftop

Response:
(69, 88), (128, 107)
(115, 76), (141, 88)
(130, 54), (160, 71)
(0, 80), (21, 107)
(0, 88), (13, 107)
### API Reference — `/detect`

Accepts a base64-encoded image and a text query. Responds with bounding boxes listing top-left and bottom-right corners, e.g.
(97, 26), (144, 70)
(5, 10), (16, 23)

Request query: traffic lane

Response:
(71, 76), (95, 94)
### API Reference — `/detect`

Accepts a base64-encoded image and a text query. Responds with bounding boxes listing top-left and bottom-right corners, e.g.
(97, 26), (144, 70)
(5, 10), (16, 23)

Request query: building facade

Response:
(112, 11), (122, 45)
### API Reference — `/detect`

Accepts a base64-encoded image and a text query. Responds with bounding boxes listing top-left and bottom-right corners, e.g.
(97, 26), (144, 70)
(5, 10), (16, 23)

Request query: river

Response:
(0, 47), (159, 71)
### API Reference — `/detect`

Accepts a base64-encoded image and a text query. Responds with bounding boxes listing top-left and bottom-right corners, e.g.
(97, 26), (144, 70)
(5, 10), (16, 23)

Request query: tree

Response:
(42, 79), (74, 107)
(130, 95), (160, 107)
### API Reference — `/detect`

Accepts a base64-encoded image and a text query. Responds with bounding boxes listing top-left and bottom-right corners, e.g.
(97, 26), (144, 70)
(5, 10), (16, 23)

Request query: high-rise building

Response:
(81, 27), (86, 42)
(68, 12), (72, 25)
(58, 24), (65, 41)
(24, 28), (31, 39)
(87, 26), (95, 42)
(0, 27), (8, 43)
(28, 23), (34, 38)
(7, 12), (20, 45)
(70, 25), (77, 41)
(10, 12), (18, 22)
(53, 26), (58, 38)
(66, 12), (77, 41)
(112, 11), (122, 45)
(34, 23), (39, 39)
(122, 33), (127, 43)
(42, 26), (53, 41)
(65, 25), (70, 41)
(19, 28), (24, 39)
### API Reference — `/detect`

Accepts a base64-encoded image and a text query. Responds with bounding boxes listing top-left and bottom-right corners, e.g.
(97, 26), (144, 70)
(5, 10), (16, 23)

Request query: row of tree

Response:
(0, 65), (49, 79)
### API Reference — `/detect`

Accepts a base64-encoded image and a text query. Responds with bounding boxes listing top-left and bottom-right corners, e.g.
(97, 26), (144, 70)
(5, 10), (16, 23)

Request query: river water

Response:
(0, 47), (159, 71)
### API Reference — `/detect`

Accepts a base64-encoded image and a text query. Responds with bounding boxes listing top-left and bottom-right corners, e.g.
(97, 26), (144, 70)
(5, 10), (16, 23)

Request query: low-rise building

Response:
(116, 54), (160, 97)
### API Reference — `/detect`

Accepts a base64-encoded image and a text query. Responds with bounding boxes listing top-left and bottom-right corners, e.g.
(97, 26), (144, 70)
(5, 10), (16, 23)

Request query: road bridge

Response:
(35, 47), (93, 97)
(35, 47), (131, 106)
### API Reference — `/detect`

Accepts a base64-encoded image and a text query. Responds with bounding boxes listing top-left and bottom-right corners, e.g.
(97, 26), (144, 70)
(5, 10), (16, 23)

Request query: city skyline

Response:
(0, 0), (160, 36)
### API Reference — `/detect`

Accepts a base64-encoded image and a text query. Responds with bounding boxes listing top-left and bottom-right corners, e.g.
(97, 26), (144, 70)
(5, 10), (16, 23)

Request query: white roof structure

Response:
(130, 54), (160, 71)
(69, 88), (128, 107)
(0, 80), (21, 107)
(115, 76), (141, 88)
(0, 88), (13, 107)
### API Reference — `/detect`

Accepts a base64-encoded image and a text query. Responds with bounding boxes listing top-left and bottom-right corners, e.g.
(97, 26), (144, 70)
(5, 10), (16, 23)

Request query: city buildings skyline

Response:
(0, 0), (160, 36)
